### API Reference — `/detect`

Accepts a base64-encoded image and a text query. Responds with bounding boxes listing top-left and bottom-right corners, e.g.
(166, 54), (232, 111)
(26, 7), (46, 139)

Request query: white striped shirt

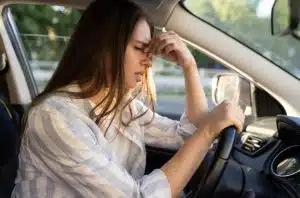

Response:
(11, 85), (197, 198)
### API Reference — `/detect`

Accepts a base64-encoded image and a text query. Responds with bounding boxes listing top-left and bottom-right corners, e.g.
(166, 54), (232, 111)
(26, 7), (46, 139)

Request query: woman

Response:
(12, 0), (244, 197)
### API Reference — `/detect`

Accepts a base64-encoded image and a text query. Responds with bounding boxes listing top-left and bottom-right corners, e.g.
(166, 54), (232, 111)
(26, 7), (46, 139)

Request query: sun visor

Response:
(3, 0), (179, 27)
(130, 0), (180, 27)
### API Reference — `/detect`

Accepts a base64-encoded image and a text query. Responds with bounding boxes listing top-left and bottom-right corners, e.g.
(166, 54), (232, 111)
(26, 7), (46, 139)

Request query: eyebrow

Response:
(135, 40), (150, 46)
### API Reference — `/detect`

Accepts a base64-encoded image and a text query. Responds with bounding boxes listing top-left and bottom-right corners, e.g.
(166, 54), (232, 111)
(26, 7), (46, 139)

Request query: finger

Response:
(148, 35), (157, 54)
(239, 113), (245, 125)
(156, 33), (178, 47)
(235, 109), (245, 132)
(150, 32), (175, 54)
(149, 32), (166, 54)
(222, 101), (244, 132)
(157, 38), (177, 55)
(221, 99), (232, 106)
(159, 43), (178, 63)
(164, 30), (179, 39)
(168, 30), (177, 35)
(236, 107), (245, 123)
(237, 117), (245, 129)
(231, 110), (244, 132)
(232, 117), (243, 133)
(164, 43), (177, 55)
(143, 46), (152, 56)
(224, 101), (244, 117)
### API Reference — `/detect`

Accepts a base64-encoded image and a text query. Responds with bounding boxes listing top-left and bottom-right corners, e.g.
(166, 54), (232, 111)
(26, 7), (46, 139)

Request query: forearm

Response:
(160, 121), (213, 197)
(183, 61), (208, 126)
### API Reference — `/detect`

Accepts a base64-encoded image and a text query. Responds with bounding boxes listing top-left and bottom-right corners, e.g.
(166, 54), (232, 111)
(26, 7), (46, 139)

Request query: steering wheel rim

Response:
(193, 126), (237, 198)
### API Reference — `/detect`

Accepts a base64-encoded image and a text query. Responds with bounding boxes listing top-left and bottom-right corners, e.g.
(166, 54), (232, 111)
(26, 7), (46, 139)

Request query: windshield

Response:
(183, 0), (300, 80)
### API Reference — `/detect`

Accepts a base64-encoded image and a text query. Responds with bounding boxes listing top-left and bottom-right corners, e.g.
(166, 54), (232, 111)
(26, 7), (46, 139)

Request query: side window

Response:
(9, 4), (81, 92)
(153, 46), (229, 116)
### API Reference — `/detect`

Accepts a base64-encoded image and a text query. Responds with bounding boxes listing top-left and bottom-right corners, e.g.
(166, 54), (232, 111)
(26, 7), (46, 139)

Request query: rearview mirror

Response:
(212, 73), (253, 116)
(271, 0), (300, 39)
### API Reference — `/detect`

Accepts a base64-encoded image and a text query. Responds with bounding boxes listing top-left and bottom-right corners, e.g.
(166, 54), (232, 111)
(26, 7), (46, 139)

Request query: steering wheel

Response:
(192, 126), (237, 198)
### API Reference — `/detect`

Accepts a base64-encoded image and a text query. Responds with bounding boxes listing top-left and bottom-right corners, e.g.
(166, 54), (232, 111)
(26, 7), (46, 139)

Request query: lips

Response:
(134, 72), (144, 82)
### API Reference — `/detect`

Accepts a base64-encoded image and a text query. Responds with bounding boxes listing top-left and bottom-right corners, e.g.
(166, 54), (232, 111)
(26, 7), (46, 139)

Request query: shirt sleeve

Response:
(135, 100), (197, 150)
(25, 100), (171, 198)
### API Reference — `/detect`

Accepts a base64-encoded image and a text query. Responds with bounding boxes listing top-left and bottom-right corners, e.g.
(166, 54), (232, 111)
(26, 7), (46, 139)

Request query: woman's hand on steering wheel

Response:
(203, 100), (245, 139)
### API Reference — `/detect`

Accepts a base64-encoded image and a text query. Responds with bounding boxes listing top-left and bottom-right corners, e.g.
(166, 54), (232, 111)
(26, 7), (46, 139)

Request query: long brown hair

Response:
(30, 0), (156, 135)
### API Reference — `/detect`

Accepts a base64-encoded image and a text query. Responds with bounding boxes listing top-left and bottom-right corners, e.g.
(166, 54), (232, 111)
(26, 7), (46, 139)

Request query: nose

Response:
(140, 59), (152, 68)
(140, 51), (152, 67)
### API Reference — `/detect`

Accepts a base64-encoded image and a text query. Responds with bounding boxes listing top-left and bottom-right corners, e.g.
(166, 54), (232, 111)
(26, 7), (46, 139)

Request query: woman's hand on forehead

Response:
(144, 31), (196, 70)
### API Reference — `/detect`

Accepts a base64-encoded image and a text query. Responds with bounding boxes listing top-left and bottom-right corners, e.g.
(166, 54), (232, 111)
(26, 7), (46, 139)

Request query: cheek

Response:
(124, 48), (140, 72)
(124, 50), (136, 86)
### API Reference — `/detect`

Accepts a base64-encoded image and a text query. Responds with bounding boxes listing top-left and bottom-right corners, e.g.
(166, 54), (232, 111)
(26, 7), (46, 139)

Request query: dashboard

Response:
(146, 115), (300, 198)
(228, 115), (300, 198)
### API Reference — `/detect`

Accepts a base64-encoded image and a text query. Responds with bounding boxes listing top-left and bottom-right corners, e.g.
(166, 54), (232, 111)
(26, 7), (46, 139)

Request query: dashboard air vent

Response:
(242, 135), (266, 153)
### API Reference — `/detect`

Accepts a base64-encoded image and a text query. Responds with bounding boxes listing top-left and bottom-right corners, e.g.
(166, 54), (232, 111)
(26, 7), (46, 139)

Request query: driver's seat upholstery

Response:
(0, 96), (20, 197)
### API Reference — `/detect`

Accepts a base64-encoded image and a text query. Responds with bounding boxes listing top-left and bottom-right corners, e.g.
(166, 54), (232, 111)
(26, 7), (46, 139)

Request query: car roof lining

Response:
(0, 0), (180, 26)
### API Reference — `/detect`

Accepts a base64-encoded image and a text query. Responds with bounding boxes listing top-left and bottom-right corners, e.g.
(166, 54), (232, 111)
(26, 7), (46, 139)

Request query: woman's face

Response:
(124, 18), (152, 89)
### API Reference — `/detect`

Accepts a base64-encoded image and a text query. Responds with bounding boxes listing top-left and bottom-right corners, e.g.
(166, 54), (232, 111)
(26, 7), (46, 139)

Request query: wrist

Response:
(182, 58), (197, 72)
(195, 114), (215, 142)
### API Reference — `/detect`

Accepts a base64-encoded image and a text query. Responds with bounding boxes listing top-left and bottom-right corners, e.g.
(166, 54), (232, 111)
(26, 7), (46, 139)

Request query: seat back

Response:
(0, 97), (20, 197)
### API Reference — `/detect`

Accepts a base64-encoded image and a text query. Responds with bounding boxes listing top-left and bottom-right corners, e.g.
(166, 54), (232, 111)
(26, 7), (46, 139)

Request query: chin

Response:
(125, 82), (137, 89)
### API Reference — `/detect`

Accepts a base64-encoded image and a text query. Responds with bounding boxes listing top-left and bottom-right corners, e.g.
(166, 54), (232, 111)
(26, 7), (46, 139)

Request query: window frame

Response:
(3, 6), (39, 98)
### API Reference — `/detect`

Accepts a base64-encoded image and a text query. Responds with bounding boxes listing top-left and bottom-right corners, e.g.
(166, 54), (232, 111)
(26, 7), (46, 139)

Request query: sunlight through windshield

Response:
(184, 0), (300, 80)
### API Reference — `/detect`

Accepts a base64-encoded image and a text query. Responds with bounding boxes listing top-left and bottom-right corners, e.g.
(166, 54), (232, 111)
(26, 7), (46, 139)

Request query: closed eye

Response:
(135, 46), (144, 51)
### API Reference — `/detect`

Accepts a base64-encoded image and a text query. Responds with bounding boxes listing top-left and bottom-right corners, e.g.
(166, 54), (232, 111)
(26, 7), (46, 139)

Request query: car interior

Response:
(0, 0), (300, 197)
